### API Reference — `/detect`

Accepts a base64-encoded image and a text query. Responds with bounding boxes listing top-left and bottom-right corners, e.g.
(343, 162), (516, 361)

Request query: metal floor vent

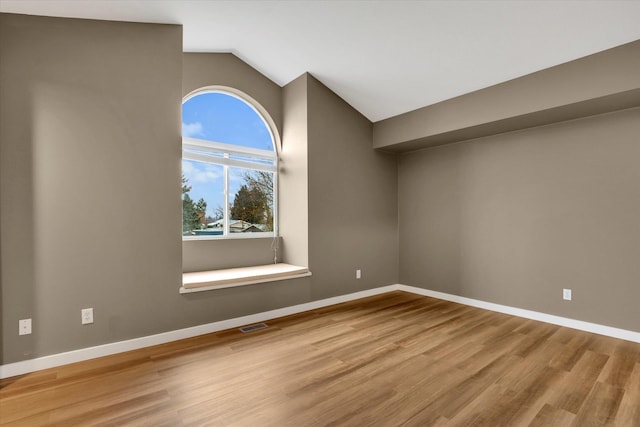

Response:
(239, 323), (268, 333)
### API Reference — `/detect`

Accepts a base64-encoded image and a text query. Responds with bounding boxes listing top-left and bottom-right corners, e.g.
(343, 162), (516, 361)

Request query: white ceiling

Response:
(2, 1), (640, 122)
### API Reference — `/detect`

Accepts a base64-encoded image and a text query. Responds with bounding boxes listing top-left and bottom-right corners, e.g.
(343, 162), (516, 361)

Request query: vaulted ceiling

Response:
(2, 0), (639, 122)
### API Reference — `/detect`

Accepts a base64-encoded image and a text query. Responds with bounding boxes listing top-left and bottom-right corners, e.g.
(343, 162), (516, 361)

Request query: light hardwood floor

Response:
(1, 291), (639, 426)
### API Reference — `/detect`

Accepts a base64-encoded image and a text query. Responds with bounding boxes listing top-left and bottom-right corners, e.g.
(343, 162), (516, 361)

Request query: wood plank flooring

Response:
(1, 291), (639, 426)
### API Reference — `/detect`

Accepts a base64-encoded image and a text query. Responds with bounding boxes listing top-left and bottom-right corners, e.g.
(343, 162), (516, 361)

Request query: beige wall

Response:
(398, 108), (640, 331)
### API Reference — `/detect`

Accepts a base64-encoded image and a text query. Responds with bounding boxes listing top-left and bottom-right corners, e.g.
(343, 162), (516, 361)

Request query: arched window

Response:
(181, 89), (277, 239)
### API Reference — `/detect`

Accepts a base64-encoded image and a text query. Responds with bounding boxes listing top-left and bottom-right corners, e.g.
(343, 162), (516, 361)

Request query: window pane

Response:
(182, 92), (274, 152)
(182, 160), (224, 236)
(228, 167), (274, 234)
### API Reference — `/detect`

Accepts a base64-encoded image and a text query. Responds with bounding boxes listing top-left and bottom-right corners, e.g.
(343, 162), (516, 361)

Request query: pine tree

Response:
(182, 175), (206, 233)
(182, 193), (200, 232)
(195, 198), (207, 226)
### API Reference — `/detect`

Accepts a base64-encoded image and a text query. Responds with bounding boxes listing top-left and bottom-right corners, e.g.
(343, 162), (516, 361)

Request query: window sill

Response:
(180, 263), (311, 294)
(182, 233), (276, 241)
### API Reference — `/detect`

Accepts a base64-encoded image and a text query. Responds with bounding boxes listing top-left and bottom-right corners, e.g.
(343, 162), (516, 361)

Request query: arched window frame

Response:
(182, 87), (279, 240)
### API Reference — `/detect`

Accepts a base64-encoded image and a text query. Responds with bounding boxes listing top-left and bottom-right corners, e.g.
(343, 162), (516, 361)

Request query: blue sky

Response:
(182, 92), (274, 218)
(182, 92), (273, 149)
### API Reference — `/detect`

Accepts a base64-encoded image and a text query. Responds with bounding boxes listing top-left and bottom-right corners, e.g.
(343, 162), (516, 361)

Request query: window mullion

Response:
(273, 168), (278, 237)
(223, 163), (230, 236)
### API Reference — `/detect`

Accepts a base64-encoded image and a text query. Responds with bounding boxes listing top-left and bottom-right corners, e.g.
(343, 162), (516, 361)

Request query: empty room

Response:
(1, 1), (639, 425)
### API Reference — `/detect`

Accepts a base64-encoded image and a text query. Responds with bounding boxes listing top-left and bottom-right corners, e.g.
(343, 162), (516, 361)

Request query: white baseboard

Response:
(2, 283), (638, 379)
(0, 285), (396, 379)
(396, 284), (640, 344)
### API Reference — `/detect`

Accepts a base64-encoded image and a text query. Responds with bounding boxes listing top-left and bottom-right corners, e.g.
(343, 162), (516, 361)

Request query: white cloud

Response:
(182, 121), (204, 137)
(183, 161), (222, 184)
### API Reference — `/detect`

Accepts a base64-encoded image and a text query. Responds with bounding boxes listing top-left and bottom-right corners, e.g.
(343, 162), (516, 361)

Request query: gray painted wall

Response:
(398, 108), (640, 332)
(307, 76), (398, 299)
(0, 15), (399, 365)
(280, 74), (310, 268)
(0, 15), (313, 365)
(3, 11), (634, 368)
(182, 237), (282, 273)
(279, 73), (400, 302)
(0, 14), (183, 363)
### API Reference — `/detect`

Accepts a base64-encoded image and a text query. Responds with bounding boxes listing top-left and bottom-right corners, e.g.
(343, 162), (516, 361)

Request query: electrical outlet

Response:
(81, 308), (94, 325)
(356, 269), (362, 279)
(19, 319), (32, 335)
(563, 289), (572, 301)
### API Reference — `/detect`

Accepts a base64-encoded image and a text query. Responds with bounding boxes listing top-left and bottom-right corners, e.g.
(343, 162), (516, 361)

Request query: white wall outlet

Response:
(19, 318), (32, 335)
(563, 288), (572, 301)
(356, 269), (362, 279)
(81, 308), (94, 325)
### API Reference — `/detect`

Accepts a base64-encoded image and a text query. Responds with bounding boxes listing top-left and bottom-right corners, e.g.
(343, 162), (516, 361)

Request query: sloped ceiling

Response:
(2, 0), (639, 121)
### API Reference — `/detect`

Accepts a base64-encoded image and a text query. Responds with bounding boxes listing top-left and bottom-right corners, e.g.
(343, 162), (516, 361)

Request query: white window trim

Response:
(183, 138), (277, 173)
(184, 137), (277, 162)
(182, 89), (279, 241)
